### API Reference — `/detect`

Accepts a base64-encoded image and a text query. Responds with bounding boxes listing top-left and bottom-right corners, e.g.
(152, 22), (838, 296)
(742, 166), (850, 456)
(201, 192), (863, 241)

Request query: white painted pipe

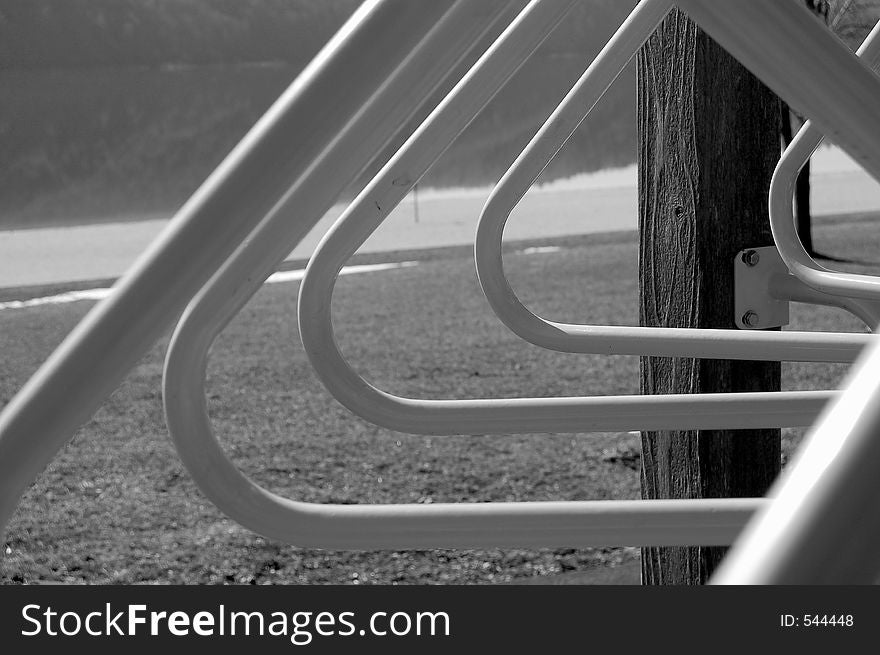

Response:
(474, 0), (875, 360)
(769, 19), (880, 305)
(4, 0), (876, 556)
(0, 0), (487, 535)
(167, 0), (713, 550)
(296, 0), (837, 442)
(768, 272), (880, 329)
(165, 0), (778, 549)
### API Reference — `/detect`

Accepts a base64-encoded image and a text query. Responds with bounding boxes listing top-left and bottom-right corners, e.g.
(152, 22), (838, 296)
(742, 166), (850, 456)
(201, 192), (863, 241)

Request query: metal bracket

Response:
(734, 246), (790, 329)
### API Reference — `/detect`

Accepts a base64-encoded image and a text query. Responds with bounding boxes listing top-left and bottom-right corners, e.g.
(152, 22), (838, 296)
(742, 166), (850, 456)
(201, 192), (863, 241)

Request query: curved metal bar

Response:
(163, 0), (771, 548)
(6, 0), (874, 555)
(165, 0), (741, 550)
(294, 0), (835, 440)
(0, 0), (479, 535)
(473, 2), (876, 359)
(769, 19), (880, 305)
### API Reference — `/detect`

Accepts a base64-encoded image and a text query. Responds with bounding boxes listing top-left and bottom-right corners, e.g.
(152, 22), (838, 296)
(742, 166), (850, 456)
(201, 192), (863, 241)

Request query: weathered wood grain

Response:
(637, 10), (782, 585)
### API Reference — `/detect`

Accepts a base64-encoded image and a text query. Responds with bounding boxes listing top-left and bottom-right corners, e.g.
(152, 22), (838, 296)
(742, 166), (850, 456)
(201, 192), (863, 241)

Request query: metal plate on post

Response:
(734, 246), (790, 329)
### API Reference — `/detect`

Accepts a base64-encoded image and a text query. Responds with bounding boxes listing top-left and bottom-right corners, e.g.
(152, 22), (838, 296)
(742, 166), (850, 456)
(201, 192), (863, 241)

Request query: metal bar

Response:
(171, 0), (880, 554)
(4, 0), (876, 556)
(712, 334), (880, 583)
(769, 19), (880, 305)
(0, 0), (494, 535)
(474, 0), (875, 361)
(768, 272), (880, 329)
(294, 0), (834, 441)
(124, 490), (760, 550)
(171, 0), (719, 551)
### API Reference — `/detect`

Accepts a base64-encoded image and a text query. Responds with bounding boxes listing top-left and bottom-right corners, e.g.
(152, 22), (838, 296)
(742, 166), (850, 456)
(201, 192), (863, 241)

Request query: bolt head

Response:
(742, 310), (760, 327)
(741, 250), (760, 267)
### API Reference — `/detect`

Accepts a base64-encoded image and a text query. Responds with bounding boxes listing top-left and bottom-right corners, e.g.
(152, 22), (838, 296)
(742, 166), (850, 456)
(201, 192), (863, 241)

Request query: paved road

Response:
(0, 182), (637, 288)
(2, 154), (877, 288)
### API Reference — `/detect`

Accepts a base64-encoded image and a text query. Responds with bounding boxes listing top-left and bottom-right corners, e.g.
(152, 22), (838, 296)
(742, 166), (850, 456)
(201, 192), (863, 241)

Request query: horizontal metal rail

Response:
(767, 271), (880, 329)
(159, 492), (764, 551)
(769, 18), (880, 305)
(474, 0), (876, 360)
(0, 0), (520, 536)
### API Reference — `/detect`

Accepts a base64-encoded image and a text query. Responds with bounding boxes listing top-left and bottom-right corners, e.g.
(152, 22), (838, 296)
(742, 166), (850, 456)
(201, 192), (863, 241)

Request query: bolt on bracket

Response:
(734, 246), (790, 330)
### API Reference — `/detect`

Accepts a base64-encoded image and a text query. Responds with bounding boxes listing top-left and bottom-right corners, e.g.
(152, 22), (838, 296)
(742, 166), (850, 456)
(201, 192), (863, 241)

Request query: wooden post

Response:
(637, 10), (782, 584)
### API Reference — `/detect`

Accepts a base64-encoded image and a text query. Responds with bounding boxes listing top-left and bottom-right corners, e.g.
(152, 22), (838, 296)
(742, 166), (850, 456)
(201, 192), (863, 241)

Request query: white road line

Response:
(520, 246), (562, 255)
(0, 261), (419, 312)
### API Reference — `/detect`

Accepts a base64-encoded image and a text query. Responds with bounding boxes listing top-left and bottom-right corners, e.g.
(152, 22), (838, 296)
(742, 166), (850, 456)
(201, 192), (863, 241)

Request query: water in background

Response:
(0, 55), (636, 230)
